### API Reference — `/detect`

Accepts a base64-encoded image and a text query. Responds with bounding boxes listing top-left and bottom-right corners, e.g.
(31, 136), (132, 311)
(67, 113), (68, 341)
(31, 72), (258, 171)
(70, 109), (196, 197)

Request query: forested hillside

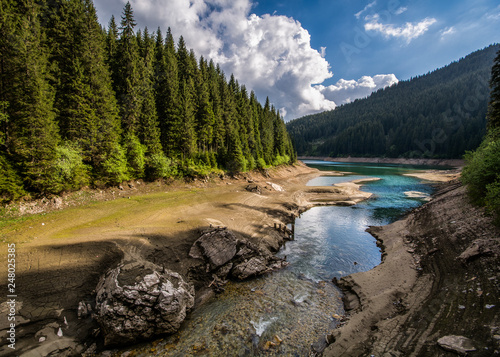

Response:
(0, 0), (295, 203)
(287, 44), (499, 159)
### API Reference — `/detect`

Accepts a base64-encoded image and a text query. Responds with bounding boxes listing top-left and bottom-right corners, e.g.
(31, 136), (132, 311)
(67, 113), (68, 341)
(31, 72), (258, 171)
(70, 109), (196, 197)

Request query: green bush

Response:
(256, 157), (268, 169)
(247, 156), (256, 171)
(123, 133), (146, 178)
(54, 143), (90, 191)
(462, 134), (500, 223)
(272, 154), (291, 166)
(146, 153), (177, 179)
(462, 137), (500, 205)
(100, 142), (130, 185)
(485, 179), (500, 225)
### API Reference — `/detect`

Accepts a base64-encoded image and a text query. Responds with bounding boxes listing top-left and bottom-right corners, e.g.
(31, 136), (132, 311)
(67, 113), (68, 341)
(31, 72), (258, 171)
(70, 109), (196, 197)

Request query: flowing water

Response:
(116, 161), (442, 356)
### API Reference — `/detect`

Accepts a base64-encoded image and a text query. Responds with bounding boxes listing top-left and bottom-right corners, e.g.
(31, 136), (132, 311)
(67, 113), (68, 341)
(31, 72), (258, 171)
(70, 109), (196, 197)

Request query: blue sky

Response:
(93, 0), (499, 120)
(252, 0), (499, 84)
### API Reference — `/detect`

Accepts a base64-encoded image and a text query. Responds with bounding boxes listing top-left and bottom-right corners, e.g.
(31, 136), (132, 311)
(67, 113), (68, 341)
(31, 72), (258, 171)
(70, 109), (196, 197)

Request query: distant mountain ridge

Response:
(287, 44), (500, 159)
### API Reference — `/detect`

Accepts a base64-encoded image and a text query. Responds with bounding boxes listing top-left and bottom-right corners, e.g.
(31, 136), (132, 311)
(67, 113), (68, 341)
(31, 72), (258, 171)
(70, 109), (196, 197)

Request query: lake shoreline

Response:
(0, 161), (376, 356)
(324, 180), (500, 356)
(299, 156), (465, 168)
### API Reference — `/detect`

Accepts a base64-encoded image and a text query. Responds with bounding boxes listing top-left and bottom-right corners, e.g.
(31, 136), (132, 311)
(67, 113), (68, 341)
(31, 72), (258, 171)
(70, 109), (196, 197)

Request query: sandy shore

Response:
(404, 170), (461, 182)
(324, 179), (500, 356)
(0, 162), (373, 356)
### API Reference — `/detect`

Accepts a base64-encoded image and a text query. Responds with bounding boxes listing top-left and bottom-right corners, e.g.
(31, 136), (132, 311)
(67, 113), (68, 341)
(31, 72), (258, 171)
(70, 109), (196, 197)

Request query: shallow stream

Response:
(117, 161), (441, 356)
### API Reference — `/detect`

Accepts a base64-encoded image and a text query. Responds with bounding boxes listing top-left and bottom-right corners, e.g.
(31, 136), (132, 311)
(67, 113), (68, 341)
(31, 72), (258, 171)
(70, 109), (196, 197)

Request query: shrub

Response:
(123, 133), (146, 178)
(462, 133), (500, 223)
(462, 137), (500, 205)
(100, 142), (130, 185)
(256, 157), (268, 169)
(53, 143), (90, 191)
(146, 153), (177, 179)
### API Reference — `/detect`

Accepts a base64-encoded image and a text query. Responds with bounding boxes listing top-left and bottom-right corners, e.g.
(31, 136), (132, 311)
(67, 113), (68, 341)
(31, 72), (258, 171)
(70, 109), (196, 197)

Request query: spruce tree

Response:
(1, 0), (61, 193)
(208, 61), (225, 157)
(260, 97), (275, 165)
(116, 1), (142, 135)
(42, 0), (126, 185)
(179, 77), (197, 160)
(196, 57), (214, 154)
(158, 28), (182, 157)
(488, 49), (500, 132)
(137, 28), (162, 156)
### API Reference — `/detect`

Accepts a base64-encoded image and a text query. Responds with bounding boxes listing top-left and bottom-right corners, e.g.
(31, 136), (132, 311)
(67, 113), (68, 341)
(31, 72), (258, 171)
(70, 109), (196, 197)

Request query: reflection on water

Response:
(112, 161), (436, 356)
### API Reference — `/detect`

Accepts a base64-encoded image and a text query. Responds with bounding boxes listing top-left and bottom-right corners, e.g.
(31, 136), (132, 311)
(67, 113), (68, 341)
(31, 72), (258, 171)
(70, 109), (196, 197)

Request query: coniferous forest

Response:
(287, 44), (499, 159)
(0, 0), (295, 202)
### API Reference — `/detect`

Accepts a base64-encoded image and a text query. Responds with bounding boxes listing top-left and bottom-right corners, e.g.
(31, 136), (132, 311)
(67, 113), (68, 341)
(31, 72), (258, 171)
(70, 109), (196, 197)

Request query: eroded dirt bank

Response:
(325, 181), (500, 356)
(0, 162), (373, 356)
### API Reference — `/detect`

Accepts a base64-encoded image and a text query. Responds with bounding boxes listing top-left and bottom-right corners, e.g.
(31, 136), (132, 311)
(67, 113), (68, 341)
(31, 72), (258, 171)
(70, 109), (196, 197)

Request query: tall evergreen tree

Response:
(137, 28), (162, 156)
(195, 57), (214, 154)
(179, 77), (197, 159)
(488, 49), (500, 132)
(0, 0), (61, 193)
(42, 0), (126, 185)
(157, 28), (182, 157)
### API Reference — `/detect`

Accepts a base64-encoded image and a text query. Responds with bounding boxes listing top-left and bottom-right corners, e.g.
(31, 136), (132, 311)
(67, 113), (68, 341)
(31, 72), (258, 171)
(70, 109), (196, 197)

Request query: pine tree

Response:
(208, 61), (225, 156)
(106, 15), (118, 76)
(260, 97), (275, 165)
(179, 77), (197, 159)
(137, 28), (161, 154)
(156, 28), (182, 157)
(1, 0), (61, 193)
(115, 1), (142, 134)
(195, 57), (214, 154)
(42, 0), (126, 185)
(488, 49), (500, 132)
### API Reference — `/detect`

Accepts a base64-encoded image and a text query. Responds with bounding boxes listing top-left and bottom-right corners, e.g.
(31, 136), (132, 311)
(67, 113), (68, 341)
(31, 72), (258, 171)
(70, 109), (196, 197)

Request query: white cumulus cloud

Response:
(94, 0), (397, 119)
(316, 74), (398, 105)
(364, 14), (437, 44)
(355, 1), (377, 19)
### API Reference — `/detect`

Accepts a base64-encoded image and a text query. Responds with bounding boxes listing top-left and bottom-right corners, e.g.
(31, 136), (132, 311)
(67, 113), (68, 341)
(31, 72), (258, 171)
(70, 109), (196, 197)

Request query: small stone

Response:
(263, 341), (277, 350)
(486, 304), (495, 309)
(38, 336), (46, 342)
(437, 335), (476, 355)
(57, 328), (63, 337)
(458, 305), (466, 310)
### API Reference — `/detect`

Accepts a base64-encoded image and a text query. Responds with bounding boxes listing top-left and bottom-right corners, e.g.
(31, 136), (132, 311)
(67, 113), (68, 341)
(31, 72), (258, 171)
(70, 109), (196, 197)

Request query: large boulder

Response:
(94, 262), (195, 346)
(189, 227), (289, 282)
(189, 227), (238, 269)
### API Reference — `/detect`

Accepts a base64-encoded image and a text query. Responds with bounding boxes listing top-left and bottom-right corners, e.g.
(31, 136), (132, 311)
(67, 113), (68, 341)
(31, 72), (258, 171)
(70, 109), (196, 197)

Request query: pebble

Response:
(486, 304), (495, 309)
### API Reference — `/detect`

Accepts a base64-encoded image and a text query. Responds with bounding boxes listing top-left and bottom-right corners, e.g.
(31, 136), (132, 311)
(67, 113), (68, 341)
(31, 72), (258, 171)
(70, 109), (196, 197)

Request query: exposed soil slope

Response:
(325, 182), (500, 356)
(0, 162), (372, 356)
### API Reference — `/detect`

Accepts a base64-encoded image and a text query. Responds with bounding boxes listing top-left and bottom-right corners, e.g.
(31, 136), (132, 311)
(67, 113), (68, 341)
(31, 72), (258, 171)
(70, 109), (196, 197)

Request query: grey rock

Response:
(94, 262), (194, 346)
(437, 335), (476, 355)
(77, 301), (89, 318)
(458, 239), (498, 262)
(232, 257), (268, 280)
(189, 228), (238, 269)
(245, 183), (262, 194)
(190, 228), (288, 282)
